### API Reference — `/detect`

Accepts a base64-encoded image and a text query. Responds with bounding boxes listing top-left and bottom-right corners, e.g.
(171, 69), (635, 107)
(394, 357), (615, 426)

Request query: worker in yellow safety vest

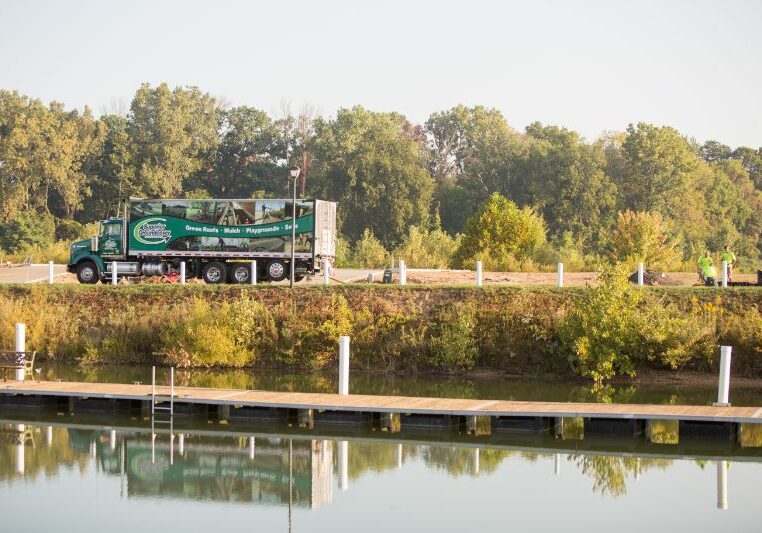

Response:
(697, 251), (715, 286)
(719, 245), (737, 282)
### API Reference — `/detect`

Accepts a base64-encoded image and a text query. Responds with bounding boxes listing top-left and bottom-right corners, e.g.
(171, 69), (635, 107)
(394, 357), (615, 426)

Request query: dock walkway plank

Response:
(1, 380), (761, 423)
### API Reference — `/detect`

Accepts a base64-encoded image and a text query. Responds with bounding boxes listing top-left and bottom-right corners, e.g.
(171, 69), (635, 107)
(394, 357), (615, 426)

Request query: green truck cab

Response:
(67, 198), (337, 284)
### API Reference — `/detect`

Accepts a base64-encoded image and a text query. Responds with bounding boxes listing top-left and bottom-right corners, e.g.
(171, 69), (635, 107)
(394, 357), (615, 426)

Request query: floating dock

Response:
(1, 380), (761, 443)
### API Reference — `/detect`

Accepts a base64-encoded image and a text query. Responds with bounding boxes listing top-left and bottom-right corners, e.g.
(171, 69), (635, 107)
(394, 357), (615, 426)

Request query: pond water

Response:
(38, 362), (762, 406)
(0, 418), (759, 533)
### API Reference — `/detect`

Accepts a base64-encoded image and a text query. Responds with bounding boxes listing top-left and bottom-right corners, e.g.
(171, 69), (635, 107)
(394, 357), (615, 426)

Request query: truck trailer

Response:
(67, 198), (337, 284)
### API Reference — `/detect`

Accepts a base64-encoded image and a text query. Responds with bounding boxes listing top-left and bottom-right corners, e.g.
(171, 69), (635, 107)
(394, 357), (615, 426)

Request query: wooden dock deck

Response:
(1, 379), (761, 425)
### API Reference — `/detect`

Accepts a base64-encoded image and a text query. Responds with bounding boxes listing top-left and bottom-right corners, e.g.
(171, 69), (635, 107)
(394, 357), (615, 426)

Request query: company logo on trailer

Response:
(134, 217), (172, 245)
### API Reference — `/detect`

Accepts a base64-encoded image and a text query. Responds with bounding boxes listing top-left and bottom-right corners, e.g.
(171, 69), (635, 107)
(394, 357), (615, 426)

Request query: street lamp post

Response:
(289, 166), (301, 288)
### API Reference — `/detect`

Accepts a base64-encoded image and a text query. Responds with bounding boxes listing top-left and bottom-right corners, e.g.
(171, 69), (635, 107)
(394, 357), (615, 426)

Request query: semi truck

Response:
(67, 198), (337, 284)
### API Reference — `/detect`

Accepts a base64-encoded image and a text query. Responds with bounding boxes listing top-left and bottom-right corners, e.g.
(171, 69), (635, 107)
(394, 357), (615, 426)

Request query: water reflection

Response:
(0, 419), (755, 509)
(38, 363), (762, 407)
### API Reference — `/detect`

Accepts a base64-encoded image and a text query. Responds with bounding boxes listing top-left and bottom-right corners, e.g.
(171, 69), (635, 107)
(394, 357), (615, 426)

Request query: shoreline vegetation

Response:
(1, 266), (760, 383)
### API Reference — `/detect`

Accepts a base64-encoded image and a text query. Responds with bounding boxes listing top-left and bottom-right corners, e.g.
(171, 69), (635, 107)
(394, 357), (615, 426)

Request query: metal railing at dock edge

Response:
(151, 365), (175, 416)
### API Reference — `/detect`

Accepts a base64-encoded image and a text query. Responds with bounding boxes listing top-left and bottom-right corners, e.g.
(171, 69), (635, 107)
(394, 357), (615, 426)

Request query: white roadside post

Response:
(715, 346), (732, 406)
(111, 261), (117, 285)
(367, 273), (374, 283)
(637, 262), (644, 287)
(721, 261), (728, 288)
(557, 262), (564, 288)
(179, 261), (186, 285)
(399, 259), (407, 285)
(14, 323), (25, 381)
(476, 260), (483, 287)
(48, 261), (54, 284)
(338, 336), (350, 395)
(250, 260), (257, 285)
(323, 259), (330, 285)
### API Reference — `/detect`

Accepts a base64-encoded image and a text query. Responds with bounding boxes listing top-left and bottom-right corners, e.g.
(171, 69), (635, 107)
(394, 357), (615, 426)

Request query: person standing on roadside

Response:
(697, 251), (714, 285)
(720, 245), (737, 282)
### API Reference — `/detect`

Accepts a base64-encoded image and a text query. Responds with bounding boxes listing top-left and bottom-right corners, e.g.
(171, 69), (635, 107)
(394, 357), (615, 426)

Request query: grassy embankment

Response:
(0, 281), (760, 381)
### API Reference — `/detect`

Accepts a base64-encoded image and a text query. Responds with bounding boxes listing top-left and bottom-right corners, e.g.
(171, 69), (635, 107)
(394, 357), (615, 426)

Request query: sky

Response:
(1, 0), (761, 147)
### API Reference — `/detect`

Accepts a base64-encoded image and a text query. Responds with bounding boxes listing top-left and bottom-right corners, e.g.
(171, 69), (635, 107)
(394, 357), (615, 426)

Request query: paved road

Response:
(0, 264), (383, 285)
(0, 264), (68, 284)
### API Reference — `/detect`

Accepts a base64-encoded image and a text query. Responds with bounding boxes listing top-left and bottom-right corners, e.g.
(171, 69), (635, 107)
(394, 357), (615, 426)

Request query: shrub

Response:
(424, 303), (477, 373)
(0, 211), (56, 253)
(158, 299), (251, 368)
(451, 193), (546, 270)
(352, 229), (389, 268)
(394, 225), (459, 269)
(719, 307), (762, 376)
(608, 210), (682, 269)
(558, 263), (713, 382)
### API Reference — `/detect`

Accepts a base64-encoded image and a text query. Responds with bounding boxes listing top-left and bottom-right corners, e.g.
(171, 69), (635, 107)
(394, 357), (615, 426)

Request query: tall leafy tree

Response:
(310, 106), (433, 247)
(517, 122), (616, 247)
(126, 83), (221, 197)
(210, 106), (284, 197)
(618, 123), (698, 214)
(425, 105), (525, 234)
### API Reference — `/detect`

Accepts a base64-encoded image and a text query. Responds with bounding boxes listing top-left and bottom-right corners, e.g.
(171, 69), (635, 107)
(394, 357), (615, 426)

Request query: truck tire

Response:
(76, 261), (99, 284)
(228, 263), (251, 284)
(265, 260), (287, 282)
(202, 262), (227, 284)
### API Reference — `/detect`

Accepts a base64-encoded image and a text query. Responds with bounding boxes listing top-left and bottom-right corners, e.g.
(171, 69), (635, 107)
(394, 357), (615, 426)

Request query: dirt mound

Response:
(628, 269), (682, 286)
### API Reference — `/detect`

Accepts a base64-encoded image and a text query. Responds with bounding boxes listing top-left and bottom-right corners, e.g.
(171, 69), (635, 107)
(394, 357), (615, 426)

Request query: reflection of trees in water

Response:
(0, 426), (89, 482)
(572, 455), (672, 496)
(421, 447), (513, 477)
(347, 442), (405, 481)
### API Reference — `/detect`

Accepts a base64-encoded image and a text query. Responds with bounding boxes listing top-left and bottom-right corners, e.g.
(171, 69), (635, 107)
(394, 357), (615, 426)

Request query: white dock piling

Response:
(110, 429), (117, 451)
(557, 262), (564, 288)
(111, 261), (117, 285)
(46, 425), (53, 447)
(250, 260), (257, 285)
(716, 346), (732, 406)
(338, 440), (348, 491)
(338, 336), (350, 395)
(722, 261), (728, 288)
(476, 260), (483, 287)
(48, 261), (54, 284)
(179, 261), (186, 285)
(249, 436), (255, 460)
(178, 433), (185, 456)
(637, 262), (644, 287)
(399, 259), (407, 285)
(15, 323), (25, 381)
(717, 460), (728, 510)
(473, 448), (480, 474)
(323, 259), (330, 285)
(397, 443), (403, 469)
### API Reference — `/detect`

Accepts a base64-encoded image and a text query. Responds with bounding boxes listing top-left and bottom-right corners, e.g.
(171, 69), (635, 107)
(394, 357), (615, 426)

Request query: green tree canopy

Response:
(310, 106), (433, 247)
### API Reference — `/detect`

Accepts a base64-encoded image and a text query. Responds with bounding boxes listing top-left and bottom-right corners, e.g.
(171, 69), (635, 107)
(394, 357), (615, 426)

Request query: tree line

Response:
(0, 83), (760, 269)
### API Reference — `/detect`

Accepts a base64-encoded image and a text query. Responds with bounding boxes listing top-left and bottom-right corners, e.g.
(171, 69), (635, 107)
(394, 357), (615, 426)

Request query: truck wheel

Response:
(76, 261), (99, 284)
(228, 264), (251, 284)
(265, 260), (287, 282)
(202, 262), (227, 284)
